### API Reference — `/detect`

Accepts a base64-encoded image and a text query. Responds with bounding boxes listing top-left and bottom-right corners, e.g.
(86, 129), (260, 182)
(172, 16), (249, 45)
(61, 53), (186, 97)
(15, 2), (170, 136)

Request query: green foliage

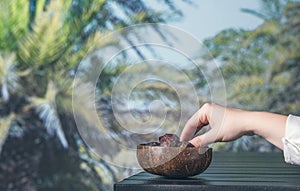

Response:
(0, 0), (29, 50)
(202, 0), (300, 151)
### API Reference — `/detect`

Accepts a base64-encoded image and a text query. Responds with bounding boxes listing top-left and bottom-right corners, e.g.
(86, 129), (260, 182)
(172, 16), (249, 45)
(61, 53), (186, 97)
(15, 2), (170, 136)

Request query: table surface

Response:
(114, 152), (300, 191)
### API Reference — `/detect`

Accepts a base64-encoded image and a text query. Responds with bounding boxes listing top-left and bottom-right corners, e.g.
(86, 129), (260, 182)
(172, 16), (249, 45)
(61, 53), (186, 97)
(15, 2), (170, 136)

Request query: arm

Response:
(180, 103), (287, 149)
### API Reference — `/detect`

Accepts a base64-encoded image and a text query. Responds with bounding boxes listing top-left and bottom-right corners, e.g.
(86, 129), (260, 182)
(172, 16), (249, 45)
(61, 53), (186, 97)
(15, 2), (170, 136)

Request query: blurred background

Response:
(0, 0), (300, 190)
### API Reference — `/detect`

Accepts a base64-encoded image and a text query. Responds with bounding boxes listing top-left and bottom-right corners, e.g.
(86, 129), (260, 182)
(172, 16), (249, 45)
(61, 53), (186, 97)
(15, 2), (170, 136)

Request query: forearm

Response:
(243, 111), (287, 150)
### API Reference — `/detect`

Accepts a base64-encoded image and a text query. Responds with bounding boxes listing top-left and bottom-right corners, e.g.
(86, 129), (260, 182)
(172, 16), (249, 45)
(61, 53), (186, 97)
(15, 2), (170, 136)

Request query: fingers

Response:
(180, 112), (201, 141)
(189, 128), (218, 147)
(180, 103), (211, 141)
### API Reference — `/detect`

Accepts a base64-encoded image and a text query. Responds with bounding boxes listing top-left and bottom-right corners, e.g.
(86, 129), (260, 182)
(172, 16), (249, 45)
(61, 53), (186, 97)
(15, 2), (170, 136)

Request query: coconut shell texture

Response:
(137, 134), (212, 178)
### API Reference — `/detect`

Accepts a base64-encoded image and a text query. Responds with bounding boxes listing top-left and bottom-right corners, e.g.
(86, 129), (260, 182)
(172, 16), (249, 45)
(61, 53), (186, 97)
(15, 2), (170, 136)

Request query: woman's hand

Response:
(180, 103), (287, 149)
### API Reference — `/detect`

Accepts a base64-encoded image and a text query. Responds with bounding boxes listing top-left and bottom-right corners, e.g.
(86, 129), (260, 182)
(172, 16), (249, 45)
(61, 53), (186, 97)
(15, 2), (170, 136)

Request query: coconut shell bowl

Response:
(136, 134), (212, 178)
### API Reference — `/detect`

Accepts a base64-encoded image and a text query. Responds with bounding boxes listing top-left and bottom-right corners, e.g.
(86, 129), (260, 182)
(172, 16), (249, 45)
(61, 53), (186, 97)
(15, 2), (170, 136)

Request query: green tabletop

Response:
(114, 152), (300, 191)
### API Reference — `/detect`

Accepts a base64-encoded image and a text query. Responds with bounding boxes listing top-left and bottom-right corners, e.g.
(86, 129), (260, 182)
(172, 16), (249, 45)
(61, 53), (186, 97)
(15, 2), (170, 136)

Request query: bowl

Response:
(136, 144), (212, 178)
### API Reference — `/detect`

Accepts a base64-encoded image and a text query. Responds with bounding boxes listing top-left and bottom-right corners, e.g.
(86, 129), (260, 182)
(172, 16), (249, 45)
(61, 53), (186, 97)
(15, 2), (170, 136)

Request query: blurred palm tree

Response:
(0, 0), (115, 190)
(0, 0), (188, 190)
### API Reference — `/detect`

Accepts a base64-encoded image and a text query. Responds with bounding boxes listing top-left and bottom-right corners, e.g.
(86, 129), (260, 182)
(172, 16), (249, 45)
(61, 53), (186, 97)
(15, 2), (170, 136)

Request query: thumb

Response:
(189, 129), (218, 147)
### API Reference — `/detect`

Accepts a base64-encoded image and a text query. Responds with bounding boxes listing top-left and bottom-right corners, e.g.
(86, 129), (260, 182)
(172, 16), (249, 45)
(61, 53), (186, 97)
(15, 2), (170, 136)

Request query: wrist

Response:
(238, 110), (258, 136)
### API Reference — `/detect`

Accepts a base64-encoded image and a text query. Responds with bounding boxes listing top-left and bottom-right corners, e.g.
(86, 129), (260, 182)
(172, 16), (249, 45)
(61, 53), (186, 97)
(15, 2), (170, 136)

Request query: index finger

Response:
(180, 107), (210, 141)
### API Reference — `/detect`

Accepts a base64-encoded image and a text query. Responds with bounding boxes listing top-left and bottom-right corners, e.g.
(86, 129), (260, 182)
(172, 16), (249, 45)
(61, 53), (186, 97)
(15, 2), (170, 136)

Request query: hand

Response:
(180, 103), (287, 149)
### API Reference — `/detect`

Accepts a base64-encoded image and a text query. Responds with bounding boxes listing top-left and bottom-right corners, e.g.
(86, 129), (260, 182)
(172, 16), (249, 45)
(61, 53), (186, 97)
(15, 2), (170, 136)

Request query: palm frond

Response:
(0, 0), (29, 50)
(0, 52), (18, 102)
(241, 8), (268, 20)
(0, 113), (15, 154)
(30, 81), (68, 148)
(18, 0), (70, 70)
(55, 30), (118, 74)
(37, 101), (68, 148)
(242, 0), (287, 21)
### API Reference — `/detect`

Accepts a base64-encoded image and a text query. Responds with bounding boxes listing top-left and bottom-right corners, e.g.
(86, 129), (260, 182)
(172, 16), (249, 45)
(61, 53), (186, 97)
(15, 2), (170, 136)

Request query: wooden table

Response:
(114, 152), (300, 191)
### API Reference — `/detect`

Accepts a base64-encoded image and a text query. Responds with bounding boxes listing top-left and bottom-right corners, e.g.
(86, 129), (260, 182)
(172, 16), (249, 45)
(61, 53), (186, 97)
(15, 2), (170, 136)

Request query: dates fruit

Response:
(159, 133), (180, 147)
(144, 133), (194, 148)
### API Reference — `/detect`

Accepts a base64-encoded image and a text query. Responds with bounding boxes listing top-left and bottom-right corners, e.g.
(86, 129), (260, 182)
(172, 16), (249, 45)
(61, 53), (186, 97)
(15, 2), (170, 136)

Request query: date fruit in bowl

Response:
(137, 134), (212, 178)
